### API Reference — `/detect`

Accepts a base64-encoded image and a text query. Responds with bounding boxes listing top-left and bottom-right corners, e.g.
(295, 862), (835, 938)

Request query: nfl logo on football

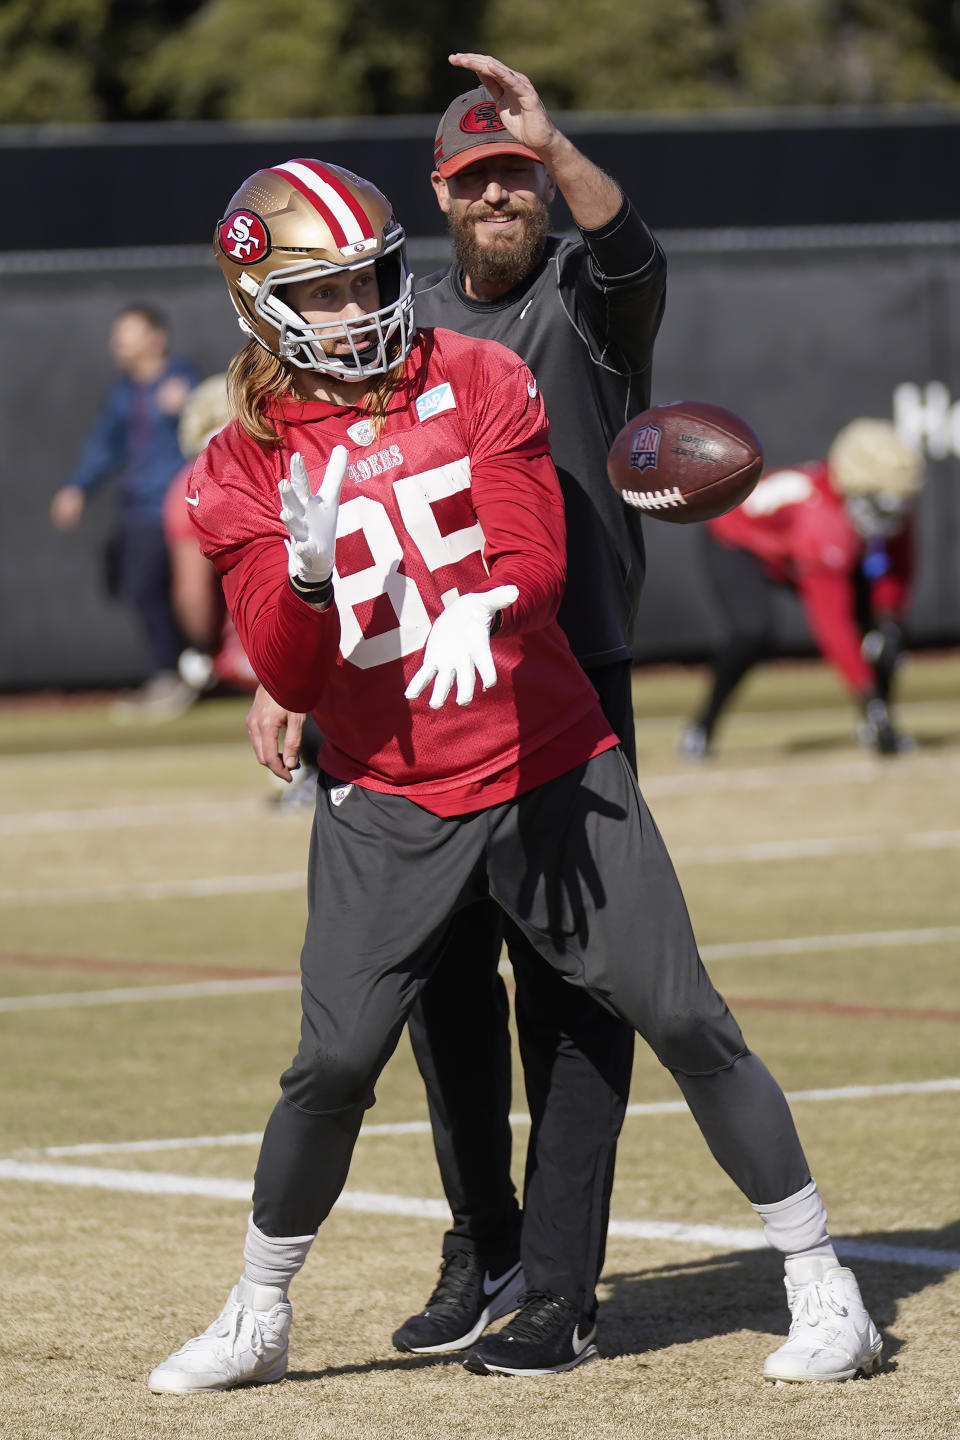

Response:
(630, 423), (661, 473)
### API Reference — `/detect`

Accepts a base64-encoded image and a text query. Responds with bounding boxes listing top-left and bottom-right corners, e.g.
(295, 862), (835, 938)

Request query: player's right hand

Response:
(448, 54), (556, 154)
(246, 683), (306, 781)
(278, 447), (348, 586)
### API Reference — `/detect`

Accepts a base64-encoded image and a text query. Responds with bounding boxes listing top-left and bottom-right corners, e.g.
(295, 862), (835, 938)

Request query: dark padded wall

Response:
(2, 110), (958, 688)
(3, 107), (959, 249)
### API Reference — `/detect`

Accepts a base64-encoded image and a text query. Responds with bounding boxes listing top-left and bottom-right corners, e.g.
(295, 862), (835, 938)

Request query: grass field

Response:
(1, 654), (959, 1440)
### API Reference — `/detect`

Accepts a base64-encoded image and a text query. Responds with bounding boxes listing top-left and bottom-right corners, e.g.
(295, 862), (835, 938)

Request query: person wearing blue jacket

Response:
(50, 304), (197, 709)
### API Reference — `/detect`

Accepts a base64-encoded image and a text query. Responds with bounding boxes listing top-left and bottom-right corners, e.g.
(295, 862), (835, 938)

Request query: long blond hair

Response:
(227, 338), (411, 448)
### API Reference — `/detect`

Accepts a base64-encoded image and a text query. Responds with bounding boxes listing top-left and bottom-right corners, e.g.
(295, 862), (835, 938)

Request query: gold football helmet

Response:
(214, 159), (415, 380)
(828, 418), (925, 540)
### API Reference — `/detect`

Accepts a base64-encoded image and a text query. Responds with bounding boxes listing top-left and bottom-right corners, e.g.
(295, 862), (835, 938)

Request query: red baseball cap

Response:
(433, 87), (543, 179)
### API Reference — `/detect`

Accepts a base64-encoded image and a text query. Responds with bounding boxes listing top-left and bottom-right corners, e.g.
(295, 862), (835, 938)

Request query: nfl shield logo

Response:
(629, 424), (661, 473)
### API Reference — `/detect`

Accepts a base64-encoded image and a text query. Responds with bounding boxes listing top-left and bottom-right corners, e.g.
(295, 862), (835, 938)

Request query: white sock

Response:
(752, 1178), (839, 1280)
(242, 1213), (317, 1299)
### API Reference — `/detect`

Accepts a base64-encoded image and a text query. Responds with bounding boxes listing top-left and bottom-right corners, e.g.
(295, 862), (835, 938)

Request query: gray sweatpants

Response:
(253, 747), (810, 1236)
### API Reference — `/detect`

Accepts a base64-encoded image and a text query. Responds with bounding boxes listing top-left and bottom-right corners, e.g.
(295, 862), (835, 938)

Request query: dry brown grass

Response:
(1, 656), (959, 1440)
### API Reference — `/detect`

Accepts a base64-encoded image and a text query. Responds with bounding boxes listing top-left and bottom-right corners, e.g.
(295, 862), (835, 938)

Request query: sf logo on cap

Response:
(460, 101), (505, 134)
(218, 210), (270, 264)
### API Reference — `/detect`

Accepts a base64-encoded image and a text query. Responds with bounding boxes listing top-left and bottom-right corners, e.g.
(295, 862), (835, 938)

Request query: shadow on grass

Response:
(784, 731), (960, 756)
(596, 1216), (960, 1370)
(279, 1219), (959, 1381)
(287, 1352), (464, 1382)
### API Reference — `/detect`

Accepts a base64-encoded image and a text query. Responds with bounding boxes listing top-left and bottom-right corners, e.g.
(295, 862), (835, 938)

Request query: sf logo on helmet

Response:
(218, 210), (270, 264)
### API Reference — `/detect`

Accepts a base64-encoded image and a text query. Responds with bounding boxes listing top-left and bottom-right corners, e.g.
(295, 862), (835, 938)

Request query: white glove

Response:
(405, 586), (519, 709)
(277, 447), (348, 586)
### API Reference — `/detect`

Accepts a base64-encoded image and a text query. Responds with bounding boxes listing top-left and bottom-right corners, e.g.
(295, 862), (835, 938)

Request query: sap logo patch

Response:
(629, 423), (662, 473)
(416, 383), (457, 423)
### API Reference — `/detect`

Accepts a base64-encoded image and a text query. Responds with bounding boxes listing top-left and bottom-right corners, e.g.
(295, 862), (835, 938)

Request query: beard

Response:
(447, 198), (551, 292)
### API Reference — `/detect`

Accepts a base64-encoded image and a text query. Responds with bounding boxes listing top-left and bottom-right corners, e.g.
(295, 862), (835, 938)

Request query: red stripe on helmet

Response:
(266, 165), (349, 249)
(291, 159), (377, 243)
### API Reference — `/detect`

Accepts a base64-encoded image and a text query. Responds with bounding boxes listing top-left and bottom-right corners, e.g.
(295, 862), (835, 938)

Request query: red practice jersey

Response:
(189, 328), (617, 814)
(708, 460), (913, 693)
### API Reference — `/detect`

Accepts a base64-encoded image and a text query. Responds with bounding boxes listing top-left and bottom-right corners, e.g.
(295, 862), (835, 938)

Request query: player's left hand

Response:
(405, 586), (519, 709)
(246, 683), (305, 781)
(448, 53), (556, 154)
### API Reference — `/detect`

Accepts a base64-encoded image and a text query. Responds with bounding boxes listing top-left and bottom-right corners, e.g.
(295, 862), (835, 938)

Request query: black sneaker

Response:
(463, 1291), (598, 1375)
(392, 1252), (524, 1354)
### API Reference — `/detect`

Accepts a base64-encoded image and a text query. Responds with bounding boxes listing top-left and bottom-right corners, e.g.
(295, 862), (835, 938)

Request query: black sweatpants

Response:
(253, 747), (811, 1246)
(115, 518), (183, 676)
(406, 660), (636, 1309)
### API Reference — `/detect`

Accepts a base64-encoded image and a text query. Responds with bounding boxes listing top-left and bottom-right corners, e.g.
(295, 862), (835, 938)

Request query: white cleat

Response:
(148, 1278), (292, 1394)
(763, 1263), (882, 1383)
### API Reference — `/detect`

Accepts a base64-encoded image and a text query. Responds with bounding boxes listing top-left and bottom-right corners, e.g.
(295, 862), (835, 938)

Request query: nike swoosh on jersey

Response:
(184, 490), (200, 507)
(527, 379), (538, 398)
(482, 1260), (523, 1297)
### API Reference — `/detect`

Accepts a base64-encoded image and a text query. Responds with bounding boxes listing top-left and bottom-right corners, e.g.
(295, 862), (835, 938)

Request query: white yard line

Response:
(672, 832), (960, 864)
(0, 1157), (954, 1271)
(2, 926), (959, 1012)
(640, 750), (960, 795)
(0, 977), (300, 1012)
(700, 926), (960, 961)
(0, 874), (305, 907)
(0, 742), (249, 773)
(1, 750), (958, 835)
(3, 830), (960, 911)
(0, 799), (264, 836)
(42, 1078), (960, 1156)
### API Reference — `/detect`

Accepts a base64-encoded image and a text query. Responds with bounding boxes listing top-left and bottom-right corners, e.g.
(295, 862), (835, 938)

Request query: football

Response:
(607, 400), (763, 523)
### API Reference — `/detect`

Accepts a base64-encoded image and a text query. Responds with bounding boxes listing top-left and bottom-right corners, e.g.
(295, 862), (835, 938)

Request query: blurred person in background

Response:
(165, 374), (324, 778)
(49, 304), (197, 716)
(244, 51), (663, 1372)
(164, 373), (259, 702)
(677, 419), (925, 759)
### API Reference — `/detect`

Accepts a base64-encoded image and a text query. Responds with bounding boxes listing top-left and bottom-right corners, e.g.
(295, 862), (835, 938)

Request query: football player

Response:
(148, 156), (880, 1395)
(677, 419), (924, 758)
(246, 51), (659, 1374)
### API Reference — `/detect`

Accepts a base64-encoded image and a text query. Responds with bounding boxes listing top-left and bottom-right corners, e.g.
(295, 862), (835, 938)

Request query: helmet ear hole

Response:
(374, 251), (401, 308)
(233, 290), (257, 325)
(265, 290), (305, 329)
